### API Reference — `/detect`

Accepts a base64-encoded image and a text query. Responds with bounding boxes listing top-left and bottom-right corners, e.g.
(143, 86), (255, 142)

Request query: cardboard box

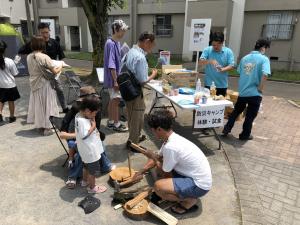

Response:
(162, 65), (198, 88)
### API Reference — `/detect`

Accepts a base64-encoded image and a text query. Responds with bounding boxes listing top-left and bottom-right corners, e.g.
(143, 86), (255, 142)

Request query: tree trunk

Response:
(80, 1), (109, 79)
(80, 0), (124, 80)
(25, 0), (33, 38)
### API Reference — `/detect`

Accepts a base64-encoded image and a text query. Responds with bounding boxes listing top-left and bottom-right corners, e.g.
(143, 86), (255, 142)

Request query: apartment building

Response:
(1, 0), (299, 71)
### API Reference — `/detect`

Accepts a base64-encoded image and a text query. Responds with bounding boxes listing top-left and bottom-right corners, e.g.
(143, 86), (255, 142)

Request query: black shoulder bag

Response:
(117, 56), (142, 101)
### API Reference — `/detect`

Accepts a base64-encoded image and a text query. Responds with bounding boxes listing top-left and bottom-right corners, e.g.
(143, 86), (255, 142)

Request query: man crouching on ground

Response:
(132, 109), (212, 215)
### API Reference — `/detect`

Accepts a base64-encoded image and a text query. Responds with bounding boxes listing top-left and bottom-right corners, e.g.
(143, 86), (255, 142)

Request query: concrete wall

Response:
(240, 11), (300, 71)
(0, 0), (33, 24)
(39, 0), (62, 9)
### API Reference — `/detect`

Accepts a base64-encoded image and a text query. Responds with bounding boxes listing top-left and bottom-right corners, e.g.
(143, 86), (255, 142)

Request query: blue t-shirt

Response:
(103, 38), (121, 88)
(238, 51), (271, 97)
(200, 46), (235, 88)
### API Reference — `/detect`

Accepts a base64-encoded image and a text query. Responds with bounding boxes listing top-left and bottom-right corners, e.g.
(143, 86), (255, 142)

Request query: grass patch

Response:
(228, 69), (300, 82)
(292, 100), (300, 105)
(65, 51), (92, 61)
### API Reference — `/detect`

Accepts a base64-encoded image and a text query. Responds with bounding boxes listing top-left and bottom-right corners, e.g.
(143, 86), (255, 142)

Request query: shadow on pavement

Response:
(220, 135), (248, 149)
(40, 155), (68, 181)
(105, 143), (129, 164)
(15, 128), (42, 138)
(59, 186), (88, 203)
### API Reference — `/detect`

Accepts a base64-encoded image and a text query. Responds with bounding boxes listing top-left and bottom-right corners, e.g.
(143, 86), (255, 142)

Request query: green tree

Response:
(80, 0), (125, 77)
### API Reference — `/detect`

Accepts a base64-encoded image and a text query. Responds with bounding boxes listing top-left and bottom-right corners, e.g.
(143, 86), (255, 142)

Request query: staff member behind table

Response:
(18, 22), (68, 113)
(199, 31), (235, 96)
(132, 110), (212, 215)
(222, 39), (271, 141)
(122, 32), (157, 147)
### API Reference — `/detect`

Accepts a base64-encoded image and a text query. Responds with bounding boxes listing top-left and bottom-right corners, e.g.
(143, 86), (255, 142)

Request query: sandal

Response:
(65, 179), (76, 189)
(171, 204), (199, 215)
(87, 185), (107, 194)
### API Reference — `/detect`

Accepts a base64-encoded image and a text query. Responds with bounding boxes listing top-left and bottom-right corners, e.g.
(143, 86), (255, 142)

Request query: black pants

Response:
(205, 86), (227, 97)
(223, 96), (262, 138)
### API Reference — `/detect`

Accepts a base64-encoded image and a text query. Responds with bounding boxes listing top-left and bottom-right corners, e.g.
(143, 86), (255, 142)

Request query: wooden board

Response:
(109, 167), (135, 182)
(147, 202), (178, 225)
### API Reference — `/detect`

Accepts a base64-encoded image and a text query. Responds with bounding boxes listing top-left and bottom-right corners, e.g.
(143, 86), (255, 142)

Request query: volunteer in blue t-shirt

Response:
(222, 39), (271, 140)
(199, 32), (235, 96)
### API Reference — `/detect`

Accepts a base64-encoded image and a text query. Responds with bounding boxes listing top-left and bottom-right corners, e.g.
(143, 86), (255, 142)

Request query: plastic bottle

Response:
(210, 81), (217, 98)
(196, 78), (201, 93)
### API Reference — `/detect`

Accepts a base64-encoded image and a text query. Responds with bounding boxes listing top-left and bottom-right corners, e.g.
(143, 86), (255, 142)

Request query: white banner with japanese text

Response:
(194, 105), (225, 128)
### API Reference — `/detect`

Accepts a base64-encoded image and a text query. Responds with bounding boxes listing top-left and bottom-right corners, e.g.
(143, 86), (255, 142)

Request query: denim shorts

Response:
(172, 171), (209, 199)
(84, 160), (101, 176)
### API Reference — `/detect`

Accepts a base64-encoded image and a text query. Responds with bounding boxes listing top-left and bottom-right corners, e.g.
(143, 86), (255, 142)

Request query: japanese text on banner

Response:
(194, 105), (225, 128)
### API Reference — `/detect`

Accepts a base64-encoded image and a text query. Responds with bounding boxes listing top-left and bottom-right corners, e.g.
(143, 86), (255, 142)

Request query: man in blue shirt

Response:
(122, 32), (157, 147)
(222, 39), (271, 140)
(199, 32), (235, 96)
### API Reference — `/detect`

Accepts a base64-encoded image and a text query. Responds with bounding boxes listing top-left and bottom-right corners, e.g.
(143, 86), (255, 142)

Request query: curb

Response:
(287, 99), (300, 108)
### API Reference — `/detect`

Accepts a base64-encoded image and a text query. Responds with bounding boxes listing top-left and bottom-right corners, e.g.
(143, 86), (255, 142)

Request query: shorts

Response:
(172, 171), (209, 199)
(84, 160), (101, 176)
(108, 88), (121, 100)
(0, 87), (20, 103)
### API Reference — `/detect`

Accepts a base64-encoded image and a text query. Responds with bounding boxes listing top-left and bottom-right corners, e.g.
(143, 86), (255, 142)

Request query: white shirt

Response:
(0, 58), (19, 88)
(75, 113), (103, 163)
(159, 132), (212, 190)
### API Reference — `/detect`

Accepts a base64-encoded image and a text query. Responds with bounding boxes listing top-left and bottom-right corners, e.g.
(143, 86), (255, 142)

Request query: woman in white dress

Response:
(27, 36), (62, 136)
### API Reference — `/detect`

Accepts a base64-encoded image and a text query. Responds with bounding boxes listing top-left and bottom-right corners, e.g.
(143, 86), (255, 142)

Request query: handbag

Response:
(117, 56), (142, 101)
(34, 54), (56, 89)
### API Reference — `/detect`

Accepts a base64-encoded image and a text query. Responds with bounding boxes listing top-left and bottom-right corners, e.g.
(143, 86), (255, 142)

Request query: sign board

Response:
(40, 18), (56, 39)
(189, 19), (211, 52)
(194, 105), (225, 128)
(159, 51), (171, 65)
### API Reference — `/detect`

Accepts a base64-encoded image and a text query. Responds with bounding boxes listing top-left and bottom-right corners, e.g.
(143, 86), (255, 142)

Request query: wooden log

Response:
(109, 167), (135, 182)
(126, 189), (152, 209)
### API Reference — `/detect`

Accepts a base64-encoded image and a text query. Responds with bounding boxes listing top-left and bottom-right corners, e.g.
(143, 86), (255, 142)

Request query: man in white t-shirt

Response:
(132, 109), (212, 215)
(75, 97), (107, 194)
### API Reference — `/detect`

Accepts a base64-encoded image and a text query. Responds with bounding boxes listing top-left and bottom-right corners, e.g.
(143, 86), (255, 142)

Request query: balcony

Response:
(261, 24), (295, 40)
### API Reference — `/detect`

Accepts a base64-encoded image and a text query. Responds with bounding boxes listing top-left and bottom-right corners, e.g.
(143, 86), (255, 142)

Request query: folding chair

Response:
(49, 116), (69, 167)
(63, 70), (82, 104)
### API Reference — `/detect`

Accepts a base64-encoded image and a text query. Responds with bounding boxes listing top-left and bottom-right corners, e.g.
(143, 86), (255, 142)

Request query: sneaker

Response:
(106, 120), (114, 129)
(9, 116), (16, 123)
(0, 114), (3, 122)
(65, 179), (76, 189)
(87, 185), (107, 194)
(239, 134), (253, 141)
(113, 124), (128, 132)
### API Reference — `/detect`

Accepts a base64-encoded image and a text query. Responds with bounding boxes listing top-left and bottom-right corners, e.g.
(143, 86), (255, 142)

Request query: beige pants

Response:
(125, 95), (145, 143)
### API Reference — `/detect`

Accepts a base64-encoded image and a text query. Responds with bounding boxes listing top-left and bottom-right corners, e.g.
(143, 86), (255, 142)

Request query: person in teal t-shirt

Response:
(222, 39), (271, 140)
(199, 32), (235, 96)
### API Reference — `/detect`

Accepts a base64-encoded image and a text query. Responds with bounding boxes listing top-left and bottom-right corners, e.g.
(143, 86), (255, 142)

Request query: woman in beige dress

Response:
(27, 36), (62, 136)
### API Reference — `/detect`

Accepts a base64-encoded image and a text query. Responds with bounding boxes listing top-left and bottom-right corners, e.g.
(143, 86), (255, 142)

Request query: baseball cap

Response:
(112, 19), (129, 31)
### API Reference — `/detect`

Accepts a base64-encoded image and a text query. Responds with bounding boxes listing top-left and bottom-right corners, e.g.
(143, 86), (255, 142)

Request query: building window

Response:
(154, 15), (173, 37)
(262, 12), (294, 40)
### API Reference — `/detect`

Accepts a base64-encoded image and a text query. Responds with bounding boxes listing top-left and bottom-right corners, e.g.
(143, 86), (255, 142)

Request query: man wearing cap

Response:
(222, 39), (271, 140)
(104, 20), (129, 132)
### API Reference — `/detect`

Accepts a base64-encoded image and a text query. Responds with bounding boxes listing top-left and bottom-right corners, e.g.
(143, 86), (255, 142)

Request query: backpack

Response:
(117, 56), (142, 101)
